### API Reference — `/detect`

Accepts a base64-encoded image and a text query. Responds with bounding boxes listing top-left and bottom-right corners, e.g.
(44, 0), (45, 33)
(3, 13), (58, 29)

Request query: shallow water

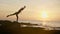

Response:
(21, 21), (60, 30)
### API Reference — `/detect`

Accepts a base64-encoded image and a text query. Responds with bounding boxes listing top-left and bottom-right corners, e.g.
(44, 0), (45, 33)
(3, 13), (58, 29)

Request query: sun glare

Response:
(41, 11), (48, 26)
(41, 11), (48, 19)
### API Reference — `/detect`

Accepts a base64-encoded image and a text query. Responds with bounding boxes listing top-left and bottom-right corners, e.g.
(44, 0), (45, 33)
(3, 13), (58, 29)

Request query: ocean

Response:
(20, 20), (60, 30)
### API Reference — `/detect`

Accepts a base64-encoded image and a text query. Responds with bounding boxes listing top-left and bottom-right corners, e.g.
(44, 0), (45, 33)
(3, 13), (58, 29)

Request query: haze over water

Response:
(0, 0), (60, 27)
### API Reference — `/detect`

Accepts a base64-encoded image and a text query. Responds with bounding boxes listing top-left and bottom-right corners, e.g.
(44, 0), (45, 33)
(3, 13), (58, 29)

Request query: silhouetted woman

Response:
(7, 6), (26, 22)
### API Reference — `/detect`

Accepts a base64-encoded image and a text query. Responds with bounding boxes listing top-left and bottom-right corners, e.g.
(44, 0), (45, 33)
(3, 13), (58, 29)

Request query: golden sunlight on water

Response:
(41, 11), (48, 26)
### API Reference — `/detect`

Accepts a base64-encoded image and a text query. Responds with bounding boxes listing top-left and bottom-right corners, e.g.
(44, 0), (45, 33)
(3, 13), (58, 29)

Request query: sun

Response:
(41, 11), (48, 25)
(41, 11), (48, 19)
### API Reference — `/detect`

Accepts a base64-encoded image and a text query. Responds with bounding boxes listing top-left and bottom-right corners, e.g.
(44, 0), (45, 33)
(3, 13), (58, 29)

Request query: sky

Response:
(0, 0), (60, 22)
